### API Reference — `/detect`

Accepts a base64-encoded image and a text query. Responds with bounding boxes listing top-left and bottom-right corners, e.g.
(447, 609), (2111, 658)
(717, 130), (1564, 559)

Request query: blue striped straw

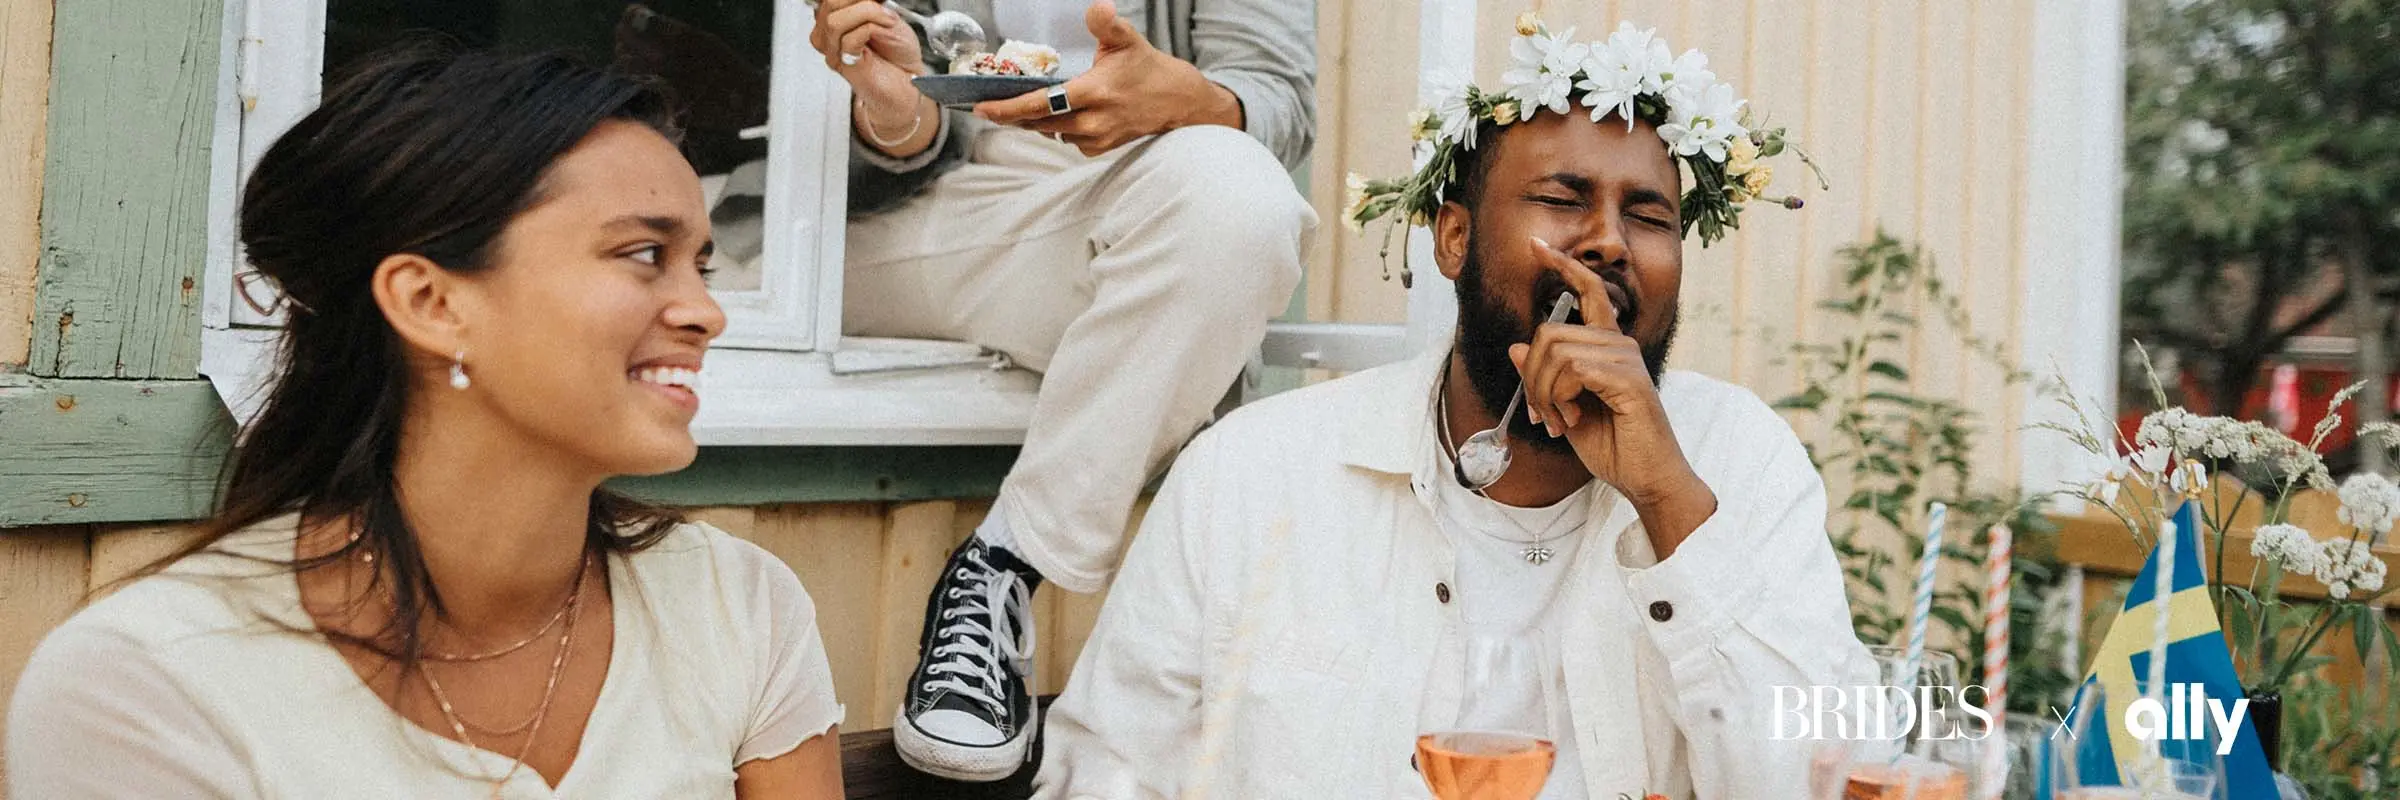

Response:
(1898, 502), (1947, 756)
(2145, 519), (2177, 760)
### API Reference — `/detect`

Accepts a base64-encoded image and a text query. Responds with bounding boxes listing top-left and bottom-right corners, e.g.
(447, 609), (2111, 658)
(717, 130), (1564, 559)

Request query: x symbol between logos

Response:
(2047, 703), (2080, 740)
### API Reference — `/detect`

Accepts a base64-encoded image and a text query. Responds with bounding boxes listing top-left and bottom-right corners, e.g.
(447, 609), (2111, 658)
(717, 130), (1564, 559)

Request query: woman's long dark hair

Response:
(139, 42), (688, 666)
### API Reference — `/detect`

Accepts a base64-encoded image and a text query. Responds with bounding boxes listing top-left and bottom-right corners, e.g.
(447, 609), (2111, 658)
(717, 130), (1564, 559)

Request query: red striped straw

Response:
(1980, 523), (2012, 799)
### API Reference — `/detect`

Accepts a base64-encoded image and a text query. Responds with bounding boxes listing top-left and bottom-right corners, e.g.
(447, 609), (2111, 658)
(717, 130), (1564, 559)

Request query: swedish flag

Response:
(2051, 501), (2275, 797)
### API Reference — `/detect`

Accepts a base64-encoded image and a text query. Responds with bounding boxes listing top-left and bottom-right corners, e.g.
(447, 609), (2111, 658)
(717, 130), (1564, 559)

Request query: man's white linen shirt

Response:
(1034, 348), (1873, 799)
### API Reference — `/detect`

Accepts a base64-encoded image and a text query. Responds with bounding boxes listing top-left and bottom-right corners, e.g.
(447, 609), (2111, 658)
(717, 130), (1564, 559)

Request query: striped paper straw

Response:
(1901, 502), (1948, 750)
(1980, 524), (2012, 799)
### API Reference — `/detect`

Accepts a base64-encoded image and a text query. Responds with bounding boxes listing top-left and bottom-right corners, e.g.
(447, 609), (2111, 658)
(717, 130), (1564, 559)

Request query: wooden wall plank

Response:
(750, 503), (887, 733)
(0, 525), (92, 784)
(29, 0), (220, 380)
(1916, 1), (1972, 408)
(1794, 1), (1872, 451)
(0, 379), (235, 526)
(685, 506), (759, 540)
(1303, 1), (1348, 325)
(0, 0), (50, 370)
(87, 522), (208, 592)
(2000, 0), (2039, 483)
(1963, 0), (2029, 487)
(1674, 2), (1750, 383)
(871, 501), (959, 727)
(1739, 0), (1812, 399)
(1323, 0), (1419, 325)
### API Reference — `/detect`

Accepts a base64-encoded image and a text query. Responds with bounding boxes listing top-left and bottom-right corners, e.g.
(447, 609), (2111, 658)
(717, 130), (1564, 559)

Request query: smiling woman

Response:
(4, 45), (844, 799)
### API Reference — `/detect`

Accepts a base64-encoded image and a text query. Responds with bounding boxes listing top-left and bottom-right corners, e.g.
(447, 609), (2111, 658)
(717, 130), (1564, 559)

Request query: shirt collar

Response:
(1334, 347), (1452, 476)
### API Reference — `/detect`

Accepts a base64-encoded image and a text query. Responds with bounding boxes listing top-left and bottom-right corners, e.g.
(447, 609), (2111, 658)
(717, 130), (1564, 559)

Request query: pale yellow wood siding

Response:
(0, 0), (49, 369)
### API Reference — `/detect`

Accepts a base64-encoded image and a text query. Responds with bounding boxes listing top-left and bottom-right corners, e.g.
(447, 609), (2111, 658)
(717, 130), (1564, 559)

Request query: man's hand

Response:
(971, 0), (1243, 157)
(1508, 237), (1716, 553)
(809, 0), (937, 157)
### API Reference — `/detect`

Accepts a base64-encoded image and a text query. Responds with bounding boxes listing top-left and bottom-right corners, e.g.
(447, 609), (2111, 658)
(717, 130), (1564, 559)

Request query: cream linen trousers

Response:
(843, 124), (1314, 593)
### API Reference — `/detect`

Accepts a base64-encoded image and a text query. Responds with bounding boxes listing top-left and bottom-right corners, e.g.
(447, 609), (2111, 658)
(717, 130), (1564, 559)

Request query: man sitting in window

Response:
(806, 0), (1313, 782)
(1034, 18), (1871, 798)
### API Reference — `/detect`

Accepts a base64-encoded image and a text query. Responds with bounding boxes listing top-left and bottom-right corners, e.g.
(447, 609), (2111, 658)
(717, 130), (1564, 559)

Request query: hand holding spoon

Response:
(811, 1), (988, 64)
(1454, 292), (1580, 490)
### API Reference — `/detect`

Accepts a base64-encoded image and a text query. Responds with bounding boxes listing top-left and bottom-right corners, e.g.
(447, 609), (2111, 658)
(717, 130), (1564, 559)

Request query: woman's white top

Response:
(5, 515), (843, 799)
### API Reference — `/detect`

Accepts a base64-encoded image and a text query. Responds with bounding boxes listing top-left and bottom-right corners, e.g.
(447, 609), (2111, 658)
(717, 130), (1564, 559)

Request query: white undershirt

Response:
(1428, 453), (1600, 800)
(992, 0), (1101, 75)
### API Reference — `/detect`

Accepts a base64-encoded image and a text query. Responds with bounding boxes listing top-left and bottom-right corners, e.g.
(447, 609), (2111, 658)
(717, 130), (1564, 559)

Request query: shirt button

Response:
(1648, 600), (1674, 622)
(1436, 582), (1452, 604)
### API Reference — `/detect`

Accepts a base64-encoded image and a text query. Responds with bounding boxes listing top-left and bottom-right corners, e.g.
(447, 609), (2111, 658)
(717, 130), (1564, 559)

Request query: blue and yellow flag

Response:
(2051, 501), (2274, 797)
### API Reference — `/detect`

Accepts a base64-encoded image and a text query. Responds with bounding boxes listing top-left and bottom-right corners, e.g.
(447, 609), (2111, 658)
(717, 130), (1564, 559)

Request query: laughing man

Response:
(1036, 16), (1873, 799)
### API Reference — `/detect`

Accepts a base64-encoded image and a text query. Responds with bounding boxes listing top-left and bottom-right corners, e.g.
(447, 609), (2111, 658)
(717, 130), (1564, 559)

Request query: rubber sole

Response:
(890, 703), (1040, 782)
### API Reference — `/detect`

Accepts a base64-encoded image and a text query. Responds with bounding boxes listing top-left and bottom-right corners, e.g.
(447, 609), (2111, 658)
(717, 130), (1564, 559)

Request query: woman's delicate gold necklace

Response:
(424, 555), (587, 663)
(420, 551), (591, 796)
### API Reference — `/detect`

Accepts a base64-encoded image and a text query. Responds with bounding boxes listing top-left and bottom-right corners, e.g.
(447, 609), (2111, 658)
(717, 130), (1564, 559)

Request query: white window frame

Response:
(198, 0), (1042, 446)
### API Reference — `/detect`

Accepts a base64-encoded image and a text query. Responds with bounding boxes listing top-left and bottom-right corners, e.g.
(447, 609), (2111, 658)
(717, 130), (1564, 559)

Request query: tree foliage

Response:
(2121, 0), (2400, 417)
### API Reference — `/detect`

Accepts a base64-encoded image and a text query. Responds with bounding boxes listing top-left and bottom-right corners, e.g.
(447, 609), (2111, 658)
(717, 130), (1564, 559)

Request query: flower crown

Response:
(1345, 14), (1826, 287)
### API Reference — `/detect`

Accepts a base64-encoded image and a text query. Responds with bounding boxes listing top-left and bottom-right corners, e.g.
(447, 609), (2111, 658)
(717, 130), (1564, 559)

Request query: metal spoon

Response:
(881, 1), (988, 62)
(807, 1), (988, 63)
(1455, 292), (1580, 490)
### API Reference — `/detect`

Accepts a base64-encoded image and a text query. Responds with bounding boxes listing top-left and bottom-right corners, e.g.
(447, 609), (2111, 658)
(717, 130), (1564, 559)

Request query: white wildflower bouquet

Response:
(2046, 349), (2397, 700)
(1343, 13), (1826, 286)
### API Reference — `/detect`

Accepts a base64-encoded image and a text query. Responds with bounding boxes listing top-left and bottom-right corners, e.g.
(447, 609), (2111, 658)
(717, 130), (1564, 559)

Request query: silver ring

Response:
(1045, 84), (1072, 116)
(840, 52), (862, 66)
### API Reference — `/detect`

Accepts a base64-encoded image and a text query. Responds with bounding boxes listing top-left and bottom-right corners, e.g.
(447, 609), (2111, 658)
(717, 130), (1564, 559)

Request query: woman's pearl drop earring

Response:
(449, 348), (471, 390)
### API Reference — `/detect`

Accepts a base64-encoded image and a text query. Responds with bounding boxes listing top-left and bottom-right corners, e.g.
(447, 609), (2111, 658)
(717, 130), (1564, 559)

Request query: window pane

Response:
(324, 1), (774, 292)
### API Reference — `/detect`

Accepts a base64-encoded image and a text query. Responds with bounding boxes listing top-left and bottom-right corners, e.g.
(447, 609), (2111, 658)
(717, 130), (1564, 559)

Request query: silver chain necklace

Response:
(1434, 370), (1583, 565)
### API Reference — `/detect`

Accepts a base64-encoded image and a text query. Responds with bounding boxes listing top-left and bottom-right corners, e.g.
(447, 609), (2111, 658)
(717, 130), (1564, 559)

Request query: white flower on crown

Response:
(2249, 523), (2325, 576)
(1659, 48), (1716, 107)
(1608, 22), (1675, 93)
(1342, 173), (1371, 232)
(1656, 82), (1748, 161)
(1502, 26), (1587, 122)
(1428, 83), (1480, 149)
(1576, 23), (1671, 128)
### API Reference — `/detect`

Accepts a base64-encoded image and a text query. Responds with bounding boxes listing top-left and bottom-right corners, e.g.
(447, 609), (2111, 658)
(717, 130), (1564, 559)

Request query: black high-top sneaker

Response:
(892, 536), (1042, 781)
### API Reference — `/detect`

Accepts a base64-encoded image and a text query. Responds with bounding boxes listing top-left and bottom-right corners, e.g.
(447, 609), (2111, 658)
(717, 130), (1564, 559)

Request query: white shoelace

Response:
(921, 549), (1036, 716)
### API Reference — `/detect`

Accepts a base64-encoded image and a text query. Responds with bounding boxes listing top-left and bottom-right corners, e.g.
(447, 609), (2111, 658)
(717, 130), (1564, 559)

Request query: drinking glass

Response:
(1416, 634), (1557, 800)
(2050, 682), (2227, 800)
(1823, 646), (1971, 800)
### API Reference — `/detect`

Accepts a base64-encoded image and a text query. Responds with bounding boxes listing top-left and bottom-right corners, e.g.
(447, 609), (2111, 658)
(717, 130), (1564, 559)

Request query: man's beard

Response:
(1454, 237), (1677, 456)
